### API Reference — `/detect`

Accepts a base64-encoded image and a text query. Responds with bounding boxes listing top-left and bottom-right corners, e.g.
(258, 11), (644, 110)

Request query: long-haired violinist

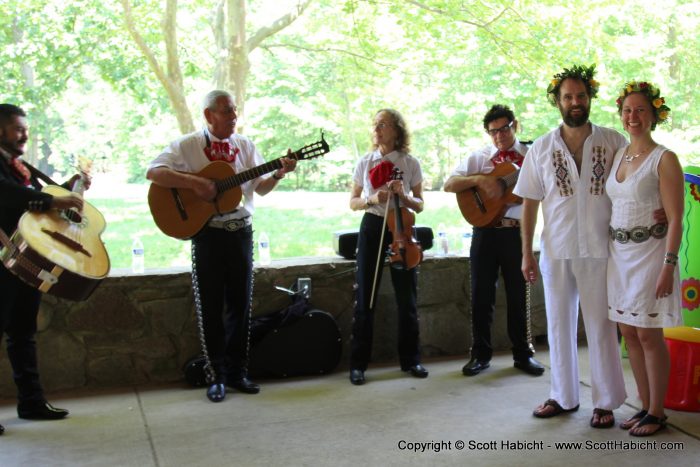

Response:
(347, 108), (428, 385)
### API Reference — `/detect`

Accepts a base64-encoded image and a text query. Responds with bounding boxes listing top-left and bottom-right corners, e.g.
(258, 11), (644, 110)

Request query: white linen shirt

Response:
(513, 123), (627, 259)
(353, 150), (423, 217)
(449, 140), (529, 220)
(148, 129), (267, 221)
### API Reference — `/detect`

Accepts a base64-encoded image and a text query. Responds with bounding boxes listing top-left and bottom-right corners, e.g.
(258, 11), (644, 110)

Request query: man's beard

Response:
(0, 141), (25, 157)
(561, 105), (590, 127)
(559, 105), (591, 128)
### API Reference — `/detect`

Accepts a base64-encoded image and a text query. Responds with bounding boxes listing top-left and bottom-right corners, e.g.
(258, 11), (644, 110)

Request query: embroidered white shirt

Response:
(513, 123), (627, 259)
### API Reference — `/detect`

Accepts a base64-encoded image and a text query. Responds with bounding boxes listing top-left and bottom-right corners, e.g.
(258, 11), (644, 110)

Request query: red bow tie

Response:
(369, 160), (395, 189)
(205, 141), (238, 163)
(492, 150), (524, 167)
(212, 141), (230, 154)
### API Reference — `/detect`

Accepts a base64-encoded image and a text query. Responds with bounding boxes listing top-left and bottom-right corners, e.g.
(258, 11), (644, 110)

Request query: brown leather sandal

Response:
(620, 409), (647, 430)
(533, 399), (580, 418)
(590, 408), (615, 428)
(629, 414), (667, 437)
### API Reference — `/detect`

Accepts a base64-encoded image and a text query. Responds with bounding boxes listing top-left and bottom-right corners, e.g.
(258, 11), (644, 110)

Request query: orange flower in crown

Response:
(615, 80), (671, 129)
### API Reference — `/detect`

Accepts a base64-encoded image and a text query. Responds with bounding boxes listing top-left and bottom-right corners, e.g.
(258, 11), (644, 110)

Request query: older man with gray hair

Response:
(147, 90), (296, 402)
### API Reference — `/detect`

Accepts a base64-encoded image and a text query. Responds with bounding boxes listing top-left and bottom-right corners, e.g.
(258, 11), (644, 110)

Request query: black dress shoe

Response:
(206, 383), (226, 402)
(228, 377), (260, 394)
(462, 358), (490, 376)
(514, 357), (545, 376)
(17, 400), (69, 420)
(404, 364), (429, 378)
(0, 423), (4, 435)
(349, 369), (365, 385)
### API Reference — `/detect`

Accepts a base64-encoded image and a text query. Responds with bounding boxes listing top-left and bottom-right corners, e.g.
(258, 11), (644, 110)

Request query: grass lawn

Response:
(90, 188), (470, 271)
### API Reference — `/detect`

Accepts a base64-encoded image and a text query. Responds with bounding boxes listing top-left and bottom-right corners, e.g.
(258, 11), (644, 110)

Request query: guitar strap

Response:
(20, 160), (59, 186)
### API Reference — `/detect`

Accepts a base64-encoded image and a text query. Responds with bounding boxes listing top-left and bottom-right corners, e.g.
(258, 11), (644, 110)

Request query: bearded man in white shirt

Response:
(513, 65), (627, 429)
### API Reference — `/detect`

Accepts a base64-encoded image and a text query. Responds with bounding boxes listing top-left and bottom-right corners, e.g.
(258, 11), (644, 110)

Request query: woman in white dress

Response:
(607, 81), (684, 436)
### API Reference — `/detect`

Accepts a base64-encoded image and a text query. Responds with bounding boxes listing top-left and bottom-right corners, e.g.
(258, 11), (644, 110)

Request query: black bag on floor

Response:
(183, 296), (342, 385)
(249, 308), (342, 378)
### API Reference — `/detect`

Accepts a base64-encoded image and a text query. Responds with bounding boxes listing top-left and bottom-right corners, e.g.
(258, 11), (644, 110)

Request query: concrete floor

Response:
(1, 346), (699, 467)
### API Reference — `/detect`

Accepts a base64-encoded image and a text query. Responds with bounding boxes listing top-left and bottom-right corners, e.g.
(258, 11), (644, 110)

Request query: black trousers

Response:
(0, 265), (44, 403)
(192, 225), (253, 382)
(469, 226), (533, 362)
(350, 213), (421, 371)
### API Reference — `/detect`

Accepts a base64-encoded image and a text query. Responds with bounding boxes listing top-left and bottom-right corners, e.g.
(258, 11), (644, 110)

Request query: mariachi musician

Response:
(0, 103), (83, 432)
(443, 104), (544, 377)
(147, 90), (296, 403)
(348, 108), (428, 385)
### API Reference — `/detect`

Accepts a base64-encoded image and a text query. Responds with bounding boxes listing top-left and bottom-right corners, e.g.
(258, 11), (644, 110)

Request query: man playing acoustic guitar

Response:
(444, 104), (544, 378)
(147, 90), (296, 403)
(0, 103), (87, 434)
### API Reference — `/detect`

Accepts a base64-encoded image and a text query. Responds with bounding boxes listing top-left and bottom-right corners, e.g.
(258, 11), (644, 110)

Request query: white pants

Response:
(539, 253), (627, 411)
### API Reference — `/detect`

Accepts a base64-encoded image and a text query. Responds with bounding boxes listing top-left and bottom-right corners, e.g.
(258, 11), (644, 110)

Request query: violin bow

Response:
(368, 197), (391, 311)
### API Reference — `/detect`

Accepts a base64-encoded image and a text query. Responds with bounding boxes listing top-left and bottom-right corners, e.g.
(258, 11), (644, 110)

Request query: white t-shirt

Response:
(513, 123), (627, 259)
(449, 140), (529, 220)
(148, 129), (267, 221)
(352, 149), (423, 217)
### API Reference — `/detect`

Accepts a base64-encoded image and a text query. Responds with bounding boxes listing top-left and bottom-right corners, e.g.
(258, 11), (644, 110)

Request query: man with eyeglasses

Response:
(444, 104), (544, 377)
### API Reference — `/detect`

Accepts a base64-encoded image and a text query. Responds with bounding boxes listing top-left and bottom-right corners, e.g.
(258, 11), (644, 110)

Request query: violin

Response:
(386, 168), (422, 270)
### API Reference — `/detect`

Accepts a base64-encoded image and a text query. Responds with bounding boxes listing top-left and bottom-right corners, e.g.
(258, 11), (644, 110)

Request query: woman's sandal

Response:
(620, 409), (647, 430)
(629, 414), (667, 437)
(533, 399), (580, 418)
(590, 408), (615, 428)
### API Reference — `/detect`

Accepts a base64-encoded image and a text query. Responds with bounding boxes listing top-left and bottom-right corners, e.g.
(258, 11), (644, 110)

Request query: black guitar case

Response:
(248, 309), (342, 378)
(183, 298), (342, 385)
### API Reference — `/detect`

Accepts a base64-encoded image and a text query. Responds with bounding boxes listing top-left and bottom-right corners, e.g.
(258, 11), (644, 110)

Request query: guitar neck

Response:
(500, 169), (520, 189)
(214, 152), (299, 193)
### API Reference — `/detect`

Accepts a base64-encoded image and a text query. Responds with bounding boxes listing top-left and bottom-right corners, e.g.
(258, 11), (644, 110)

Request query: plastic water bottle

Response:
(437, 223), (449, 256)
(131, 237), (145, 274)
(462, 228), (473, 256)
(258, 232), (271, 265)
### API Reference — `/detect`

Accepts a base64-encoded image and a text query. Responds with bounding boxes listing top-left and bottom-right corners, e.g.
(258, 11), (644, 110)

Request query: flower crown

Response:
(615, 81), (671, 128)
(546, 64), (599, 107)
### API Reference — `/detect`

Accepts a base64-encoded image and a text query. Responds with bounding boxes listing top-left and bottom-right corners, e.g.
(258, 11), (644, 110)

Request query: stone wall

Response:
(0, 256), (547, 397)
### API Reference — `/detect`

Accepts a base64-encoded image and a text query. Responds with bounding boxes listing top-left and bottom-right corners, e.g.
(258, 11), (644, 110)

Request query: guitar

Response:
(456, 162), (522, 227)
(148, 136), (330, 239)
(0, 163), (111, 301)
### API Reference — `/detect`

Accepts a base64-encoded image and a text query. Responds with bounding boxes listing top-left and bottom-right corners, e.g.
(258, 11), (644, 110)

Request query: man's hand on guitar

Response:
(192, 177), (218, 202)
(51, 193), (84, 211)
(273, 151), (297, 179)
(476, 174), (505, 199)
(67, 173), (91, 191)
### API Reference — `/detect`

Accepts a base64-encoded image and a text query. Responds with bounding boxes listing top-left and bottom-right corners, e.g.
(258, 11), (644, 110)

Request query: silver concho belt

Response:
(208, 216), (252, 231)
(609, 223), (667, 244)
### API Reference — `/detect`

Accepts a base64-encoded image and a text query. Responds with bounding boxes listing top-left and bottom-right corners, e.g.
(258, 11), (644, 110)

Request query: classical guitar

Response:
(0, 162), (110, 301)
(456, 162), (522, 227)
(149, 136), (330, 239)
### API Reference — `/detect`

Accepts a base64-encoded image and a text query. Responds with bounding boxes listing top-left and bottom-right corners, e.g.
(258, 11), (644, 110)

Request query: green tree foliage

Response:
(1, 0), (699, 187)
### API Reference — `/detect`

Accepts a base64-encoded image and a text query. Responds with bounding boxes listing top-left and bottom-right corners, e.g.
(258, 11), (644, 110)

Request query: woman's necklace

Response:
(623, 145), (654, 164)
